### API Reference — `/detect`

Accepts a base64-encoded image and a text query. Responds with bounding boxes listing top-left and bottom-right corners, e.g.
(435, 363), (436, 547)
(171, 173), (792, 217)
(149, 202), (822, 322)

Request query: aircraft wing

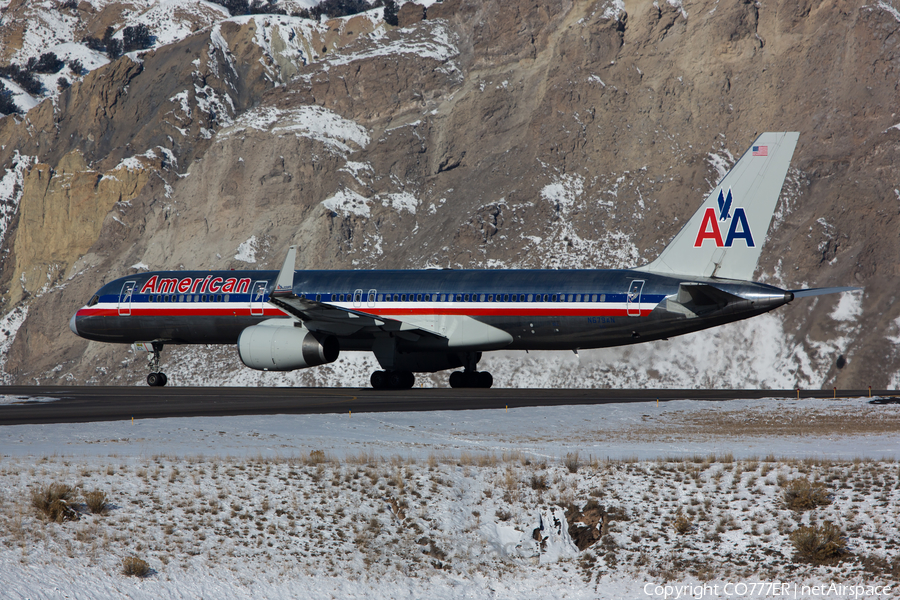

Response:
(267, 246), (513, 350)
(269, 246), (443, 339)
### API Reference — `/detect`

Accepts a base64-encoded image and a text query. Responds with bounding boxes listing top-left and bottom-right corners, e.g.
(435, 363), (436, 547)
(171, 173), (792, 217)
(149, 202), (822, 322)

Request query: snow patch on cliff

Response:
(322, 20), (458, 68)
(234, 236), (259, 263)
(224, 105), (369, 154)
(323, 188), (372, 218)
(0, 306), (28, 384)
(0, 153), (34, 249)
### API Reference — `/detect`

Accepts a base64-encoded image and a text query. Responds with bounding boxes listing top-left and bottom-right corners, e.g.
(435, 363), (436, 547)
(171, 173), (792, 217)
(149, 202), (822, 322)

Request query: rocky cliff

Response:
(1, 0), (898, 389)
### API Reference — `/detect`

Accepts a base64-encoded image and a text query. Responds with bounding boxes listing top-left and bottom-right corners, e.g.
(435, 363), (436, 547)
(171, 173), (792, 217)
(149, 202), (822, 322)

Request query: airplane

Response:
(70, 132), (858, 389)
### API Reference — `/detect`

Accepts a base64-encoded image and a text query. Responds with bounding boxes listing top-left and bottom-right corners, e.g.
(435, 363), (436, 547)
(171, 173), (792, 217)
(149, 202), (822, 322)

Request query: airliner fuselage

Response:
(71, 268), (792, 351)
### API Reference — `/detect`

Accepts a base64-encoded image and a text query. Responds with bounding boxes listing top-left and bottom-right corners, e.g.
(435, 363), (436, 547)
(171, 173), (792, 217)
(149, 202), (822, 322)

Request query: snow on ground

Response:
(1, 396), (898, 460)
(1, 396), (899, 598)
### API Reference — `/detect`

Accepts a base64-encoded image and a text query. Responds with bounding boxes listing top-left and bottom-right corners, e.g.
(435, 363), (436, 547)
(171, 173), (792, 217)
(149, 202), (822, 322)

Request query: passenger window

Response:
(224, 294), (229, 302)
(316, 294), (321, 301)
(417, 294), (422, 302)
(600, 294), (606, 302)
(455, 294), (462, 302)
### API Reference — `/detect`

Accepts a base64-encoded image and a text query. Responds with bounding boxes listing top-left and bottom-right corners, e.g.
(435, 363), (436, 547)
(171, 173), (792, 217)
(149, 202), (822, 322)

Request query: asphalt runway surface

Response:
(0, 386), (895, 426)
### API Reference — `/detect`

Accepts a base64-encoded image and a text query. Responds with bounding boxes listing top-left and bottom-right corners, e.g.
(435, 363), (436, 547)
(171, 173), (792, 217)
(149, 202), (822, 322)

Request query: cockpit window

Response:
(88, 295), (99, 307)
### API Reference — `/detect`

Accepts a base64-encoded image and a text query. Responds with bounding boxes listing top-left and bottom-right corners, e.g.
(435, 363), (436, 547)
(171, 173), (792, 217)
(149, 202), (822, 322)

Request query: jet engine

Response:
(238, 320), (339, 371)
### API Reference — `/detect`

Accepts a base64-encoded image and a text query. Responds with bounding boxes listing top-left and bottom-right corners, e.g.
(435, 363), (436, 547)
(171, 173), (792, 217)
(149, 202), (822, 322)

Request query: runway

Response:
(0, 386), (892, 425)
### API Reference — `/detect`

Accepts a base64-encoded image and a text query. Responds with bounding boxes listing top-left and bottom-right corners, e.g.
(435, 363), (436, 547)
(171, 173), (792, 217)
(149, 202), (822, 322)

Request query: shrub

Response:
(782, 477), (831, 511)
(68, 59), (83, 75)
(529, 474), (548, 491)
(308, 449), (327, 464)
(83, 35), (105, 52)
(564, 452), (580, 474)
(60, 0), (78, 9)
(383, 0), (398, 25)
(293, 0), (372, 20)
(31, 52), (64, 74)
(673, 508), (692, 535)
(83, 490), (108, 514)
(122, 556), (151, 577)
(123, 24), (152, 53)
(0, 64), (42, 95)
(32, 484), (79, 522)
(57, 77), (70, 90)
(102, 27), (122, 59)
(0, 80), (18, 115)
(790, 522), (847, 564)
(249, 0), (287, 15)
(209, 0), (250, 16)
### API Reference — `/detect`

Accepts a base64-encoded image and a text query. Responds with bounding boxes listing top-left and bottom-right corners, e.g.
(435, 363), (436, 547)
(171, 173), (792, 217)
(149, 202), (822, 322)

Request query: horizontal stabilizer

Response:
(790, 286), (862, 298)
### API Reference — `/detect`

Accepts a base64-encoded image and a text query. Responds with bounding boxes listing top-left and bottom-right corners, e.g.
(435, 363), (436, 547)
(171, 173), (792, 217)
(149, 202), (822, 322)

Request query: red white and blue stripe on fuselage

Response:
(72, 269), (668, 345)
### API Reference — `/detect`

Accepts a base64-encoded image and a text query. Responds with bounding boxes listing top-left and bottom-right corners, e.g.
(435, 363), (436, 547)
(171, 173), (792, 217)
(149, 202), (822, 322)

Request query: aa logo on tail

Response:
(693, 188), (755, 248)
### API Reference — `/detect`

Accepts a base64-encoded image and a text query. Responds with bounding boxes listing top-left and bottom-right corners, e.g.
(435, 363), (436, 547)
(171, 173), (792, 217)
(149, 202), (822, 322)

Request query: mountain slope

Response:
(1, 0), (899, 389)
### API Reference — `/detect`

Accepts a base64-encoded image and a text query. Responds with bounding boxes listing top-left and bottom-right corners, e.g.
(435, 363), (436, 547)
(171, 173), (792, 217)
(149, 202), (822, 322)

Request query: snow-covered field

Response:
(1, 396), (899, 598)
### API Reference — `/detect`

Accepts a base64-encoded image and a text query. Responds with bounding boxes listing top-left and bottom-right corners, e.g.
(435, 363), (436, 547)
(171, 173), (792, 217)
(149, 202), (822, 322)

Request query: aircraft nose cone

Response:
(69, 313), (79, 336)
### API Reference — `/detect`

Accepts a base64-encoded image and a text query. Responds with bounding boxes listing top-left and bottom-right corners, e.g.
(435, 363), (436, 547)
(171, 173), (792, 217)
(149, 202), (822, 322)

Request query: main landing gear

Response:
(145, 342), (168, 387)
(448, 370), (493, 389)
(370, 370), (415, 390)
(448, 352), (493, 388)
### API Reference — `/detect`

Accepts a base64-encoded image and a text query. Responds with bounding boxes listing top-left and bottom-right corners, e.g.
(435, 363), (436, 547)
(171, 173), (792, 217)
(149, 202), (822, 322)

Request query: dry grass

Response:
(790, 522), (847, 564)
(31, 484), (79, 523)
(83, 490), (109, 515)
(673, 509), (692, 535)
(782, 477), (831, 511)
(122, 556), (152, 577)
(564, 452), (580, 474)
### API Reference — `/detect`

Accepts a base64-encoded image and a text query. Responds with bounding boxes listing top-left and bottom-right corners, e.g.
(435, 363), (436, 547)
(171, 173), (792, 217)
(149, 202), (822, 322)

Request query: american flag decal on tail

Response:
(752, 145), (768, 156)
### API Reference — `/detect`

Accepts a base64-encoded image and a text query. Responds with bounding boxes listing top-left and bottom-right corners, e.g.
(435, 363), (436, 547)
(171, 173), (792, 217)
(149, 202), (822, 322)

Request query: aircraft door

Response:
(353, 289), (363, 308)
(367, 289), (377, 308)
(251, 281), (268, 316)
(626, 280), (644, 317)
(118, 281), (136, 316)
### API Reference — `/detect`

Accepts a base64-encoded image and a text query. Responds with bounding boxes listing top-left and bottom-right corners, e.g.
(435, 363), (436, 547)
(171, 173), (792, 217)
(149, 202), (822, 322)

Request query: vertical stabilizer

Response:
(638, 132), (799, 280)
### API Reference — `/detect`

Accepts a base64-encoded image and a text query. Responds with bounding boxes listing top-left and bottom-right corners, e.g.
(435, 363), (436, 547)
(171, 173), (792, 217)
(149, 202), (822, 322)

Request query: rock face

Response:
(1, 0), (899, 389)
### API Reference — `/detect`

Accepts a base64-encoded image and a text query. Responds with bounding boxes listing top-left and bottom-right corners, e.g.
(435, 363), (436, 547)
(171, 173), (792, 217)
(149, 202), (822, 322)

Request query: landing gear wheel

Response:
(477, 371), (493, 389)
(449, 371), (464, 388)
(147, 372), (167, 387)
(387, 370), (415, 390)
(370, 370), (387, 390)
(402, 370), (415, 389)
(159, 373), (168, 386)
(449, 371), (493, 388)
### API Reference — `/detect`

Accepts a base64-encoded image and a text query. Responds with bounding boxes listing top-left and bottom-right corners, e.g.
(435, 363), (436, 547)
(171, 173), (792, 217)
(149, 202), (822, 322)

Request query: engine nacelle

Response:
(238, 320), (339, 371)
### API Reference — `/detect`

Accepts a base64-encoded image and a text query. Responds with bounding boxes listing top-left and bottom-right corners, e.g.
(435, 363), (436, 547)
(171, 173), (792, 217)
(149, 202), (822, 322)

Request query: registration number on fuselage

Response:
(587, 316), (616, 325)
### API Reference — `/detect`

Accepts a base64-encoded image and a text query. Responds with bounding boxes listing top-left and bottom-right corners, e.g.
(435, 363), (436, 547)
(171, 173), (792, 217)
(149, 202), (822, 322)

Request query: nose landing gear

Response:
(138, 342), (168, 387)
